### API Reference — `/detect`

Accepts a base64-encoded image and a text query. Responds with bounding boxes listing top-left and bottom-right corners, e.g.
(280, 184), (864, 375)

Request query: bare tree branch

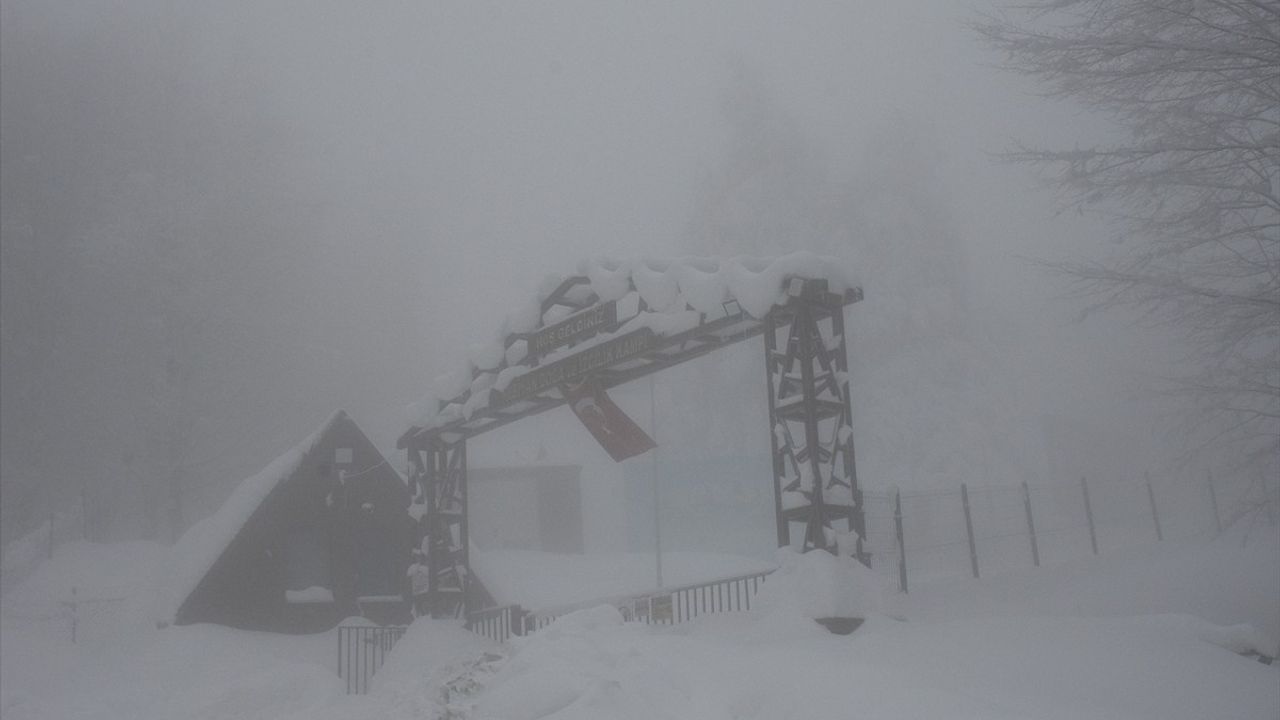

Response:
(977, 0), (1280, 491)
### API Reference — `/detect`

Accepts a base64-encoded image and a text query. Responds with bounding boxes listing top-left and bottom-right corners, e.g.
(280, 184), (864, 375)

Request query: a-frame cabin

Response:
(165, 410), (412, 632)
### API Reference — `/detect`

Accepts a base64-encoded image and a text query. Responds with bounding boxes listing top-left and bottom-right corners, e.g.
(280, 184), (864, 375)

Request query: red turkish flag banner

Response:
(563, 377), (657, 462)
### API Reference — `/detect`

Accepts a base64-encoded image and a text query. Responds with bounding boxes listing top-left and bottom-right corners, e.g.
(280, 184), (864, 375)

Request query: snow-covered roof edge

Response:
(405, 252), (858, 432)
(155, 409), (348, 626)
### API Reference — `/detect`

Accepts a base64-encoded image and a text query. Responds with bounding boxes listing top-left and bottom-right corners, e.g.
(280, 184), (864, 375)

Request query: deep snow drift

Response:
(1, 524), (1276, 719)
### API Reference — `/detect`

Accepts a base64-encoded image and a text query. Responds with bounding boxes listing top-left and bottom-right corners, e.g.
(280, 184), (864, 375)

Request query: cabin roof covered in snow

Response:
(156, 410), (347, 625)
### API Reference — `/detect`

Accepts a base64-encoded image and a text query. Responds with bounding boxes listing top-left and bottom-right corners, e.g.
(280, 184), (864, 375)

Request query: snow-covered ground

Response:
(2, 524), (1276, 719)
(472, 548), (776, 611)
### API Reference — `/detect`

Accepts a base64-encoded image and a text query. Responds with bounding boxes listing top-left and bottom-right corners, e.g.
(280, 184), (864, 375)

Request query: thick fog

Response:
(2, 0), (1189, 547)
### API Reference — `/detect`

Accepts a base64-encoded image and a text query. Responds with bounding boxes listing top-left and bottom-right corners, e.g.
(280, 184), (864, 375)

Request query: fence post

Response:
(1022, 481), (1040, 567)
(69, 586), (78, 644)
(1146, 472), (1163, 541)
(1206, 470), (1222, 535)
(1081, 476), (1098, 555)
(961, 483), (979, 579)
(894, 489), (908, 593)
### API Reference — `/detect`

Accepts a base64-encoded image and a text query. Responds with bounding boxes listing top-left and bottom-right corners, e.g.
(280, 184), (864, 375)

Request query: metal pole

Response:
(961, 484), (979, 579)
(762, 319), (789, 549)
(650, 376), (663, 589)
(1022, 481), (1040, 567)
(1206, 470), (1222, 535)
(1081, 477), (1098, 555)
(894, 489), (908, 593)
(1146, 472), (1163, 541)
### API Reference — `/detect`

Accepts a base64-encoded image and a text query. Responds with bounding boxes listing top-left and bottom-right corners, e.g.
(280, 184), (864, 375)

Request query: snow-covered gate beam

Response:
(398, 285), (862, 447)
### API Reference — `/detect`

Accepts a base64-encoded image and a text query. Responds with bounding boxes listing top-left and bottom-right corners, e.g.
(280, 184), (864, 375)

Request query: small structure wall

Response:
(468, 464), (583, 553)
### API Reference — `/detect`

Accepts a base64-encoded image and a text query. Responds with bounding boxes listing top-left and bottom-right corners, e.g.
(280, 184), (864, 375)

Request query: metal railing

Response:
(340, 570), (772, 693)
(337, 624), (407, 694)
(466, 603), (526, 644)
(617, 570), (772, 625)
(466, 569), (775, 644)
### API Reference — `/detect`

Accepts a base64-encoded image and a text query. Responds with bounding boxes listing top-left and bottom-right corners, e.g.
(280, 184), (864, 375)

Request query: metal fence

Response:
(337, 624), (408, 695)
(466, 603), (526, 644)
(466, 569), (774, 644)
(861, 472), (1222, 592)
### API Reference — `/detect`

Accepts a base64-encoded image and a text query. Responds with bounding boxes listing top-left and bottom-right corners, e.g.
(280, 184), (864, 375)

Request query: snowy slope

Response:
(1, 525), (1276, 719)
(417, 533), (1278, 720)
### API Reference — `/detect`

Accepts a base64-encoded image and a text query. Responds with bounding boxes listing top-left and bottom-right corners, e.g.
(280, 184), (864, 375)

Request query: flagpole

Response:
(651, 375), (663, 588)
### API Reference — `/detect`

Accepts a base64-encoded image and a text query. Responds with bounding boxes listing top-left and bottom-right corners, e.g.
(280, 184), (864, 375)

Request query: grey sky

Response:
(1, 0), (1176, 544)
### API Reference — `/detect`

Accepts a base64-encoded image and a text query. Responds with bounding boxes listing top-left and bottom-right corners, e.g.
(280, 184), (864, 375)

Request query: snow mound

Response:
(285, 586), (334, 604)
(1127, 613), (1279, 660)
(370, 618), (500, 702)
(531, 604), (626, 637)
(752, 548), (884, 620)
(470, 605), (673, 720)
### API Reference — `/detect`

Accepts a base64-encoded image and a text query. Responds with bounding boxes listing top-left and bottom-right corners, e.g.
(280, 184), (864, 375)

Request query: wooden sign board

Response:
(500, 328), (655, 404)
(528, 301), (618, 358)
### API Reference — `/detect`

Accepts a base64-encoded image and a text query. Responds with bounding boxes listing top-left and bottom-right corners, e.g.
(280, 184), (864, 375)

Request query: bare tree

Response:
(976, 1), (1280, 478)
